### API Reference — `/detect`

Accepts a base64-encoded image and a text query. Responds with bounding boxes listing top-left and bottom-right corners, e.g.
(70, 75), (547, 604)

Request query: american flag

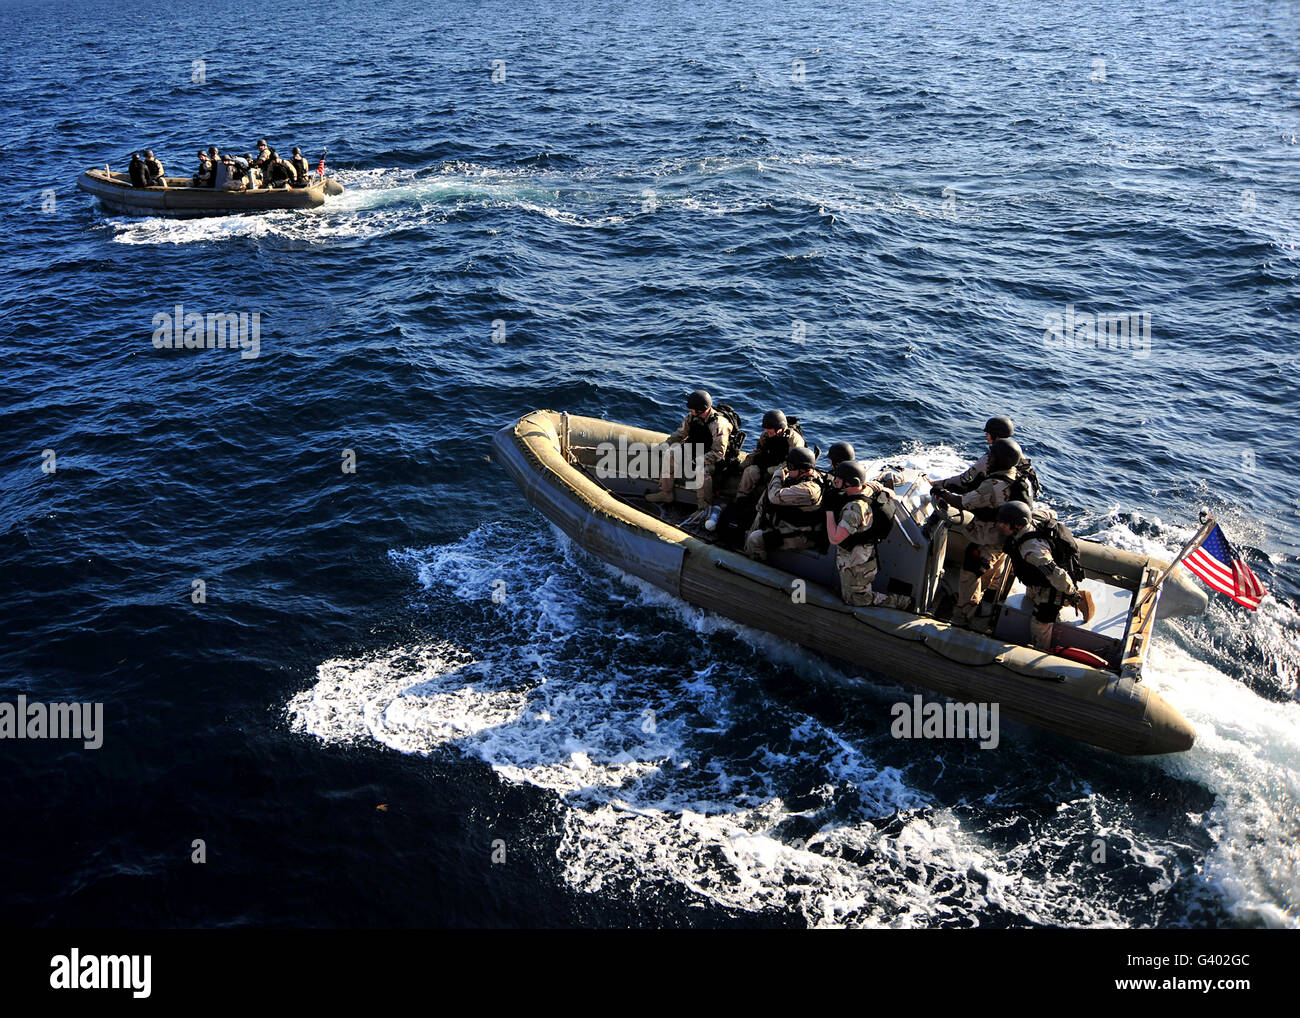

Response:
(317, 157), (326, 177)
(1183, 522), (1267, 611)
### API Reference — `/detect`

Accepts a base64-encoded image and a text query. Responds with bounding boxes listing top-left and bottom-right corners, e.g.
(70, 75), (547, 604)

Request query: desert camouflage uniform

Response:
(1010, 525), (1079, 651)
(937, 451), (989, 493)
(834, 487), (911, 608)
(947, 470), (1017, 625)
(736, 428), (805, 499)
(656, 408), (733, 507)
(743, 467), (822, 560)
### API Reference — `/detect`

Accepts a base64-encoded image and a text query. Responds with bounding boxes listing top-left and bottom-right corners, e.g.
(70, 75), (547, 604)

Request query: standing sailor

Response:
(931, 438), (1026, 627)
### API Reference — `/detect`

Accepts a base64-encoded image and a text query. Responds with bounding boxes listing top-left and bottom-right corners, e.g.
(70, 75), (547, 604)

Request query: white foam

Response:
(286, 509), (1297, 927)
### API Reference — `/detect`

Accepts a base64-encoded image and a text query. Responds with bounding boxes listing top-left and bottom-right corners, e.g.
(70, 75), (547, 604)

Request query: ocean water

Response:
(1, 0), (1298, 928)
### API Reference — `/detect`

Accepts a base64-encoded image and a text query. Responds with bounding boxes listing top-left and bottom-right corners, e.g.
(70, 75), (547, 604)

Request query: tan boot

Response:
(646, 490), (674, 504)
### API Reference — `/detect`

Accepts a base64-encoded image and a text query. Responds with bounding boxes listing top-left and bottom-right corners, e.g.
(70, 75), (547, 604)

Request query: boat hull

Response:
(76, 168), (342, 218)
(493, 410), (1200, 756)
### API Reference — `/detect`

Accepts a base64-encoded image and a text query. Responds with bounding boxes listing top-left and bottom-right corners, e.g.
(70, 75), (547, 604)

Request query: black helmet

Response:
(686, 389), (712, 412)
(292, 146), (302, 155)
(833, 460), (867, 488)
(989, 438), (1023, 472)
(985, 416), (1014, 440)
(786, 446), (816, 471)
(996, 501), (1032, 528)
(828, 441), (855, 467)
(762, 409), (787, 430)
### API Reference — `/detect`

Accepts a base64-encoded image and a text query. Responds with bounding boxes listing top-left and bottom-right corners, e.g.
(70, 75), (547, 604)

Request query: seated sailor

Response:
(825, 460), (911, 609)
(647, 389), (734, 508)
(743, 446), (823, 561)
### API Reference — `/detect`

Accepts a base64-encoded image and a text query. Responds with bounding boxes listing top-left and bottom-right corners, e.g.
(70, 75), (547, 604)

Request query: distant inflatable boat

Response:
(493, 410), (1209, 756)
(76, 167), (345, 218)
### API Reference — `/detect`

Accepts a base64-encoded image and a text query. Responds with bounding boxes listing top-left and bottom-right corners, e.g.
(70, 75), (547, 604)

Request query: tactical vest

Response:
(753, 429), (795, 469)
(959, 456), (1042, 500)
(685, 411), (714, 451)
(768, 475), (826, 531)
(969, 471), (1022, 522)
(838, 484), (896, 549)
(291, 156), (309, 183)
(1006, 514), (1083, 588)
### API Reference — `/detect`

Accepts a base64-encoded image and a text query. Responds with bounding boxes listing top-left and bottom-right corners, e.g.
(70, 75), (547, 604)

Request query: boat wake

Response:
(101, 151), (914, 247)
(287, 453), (1300, 927)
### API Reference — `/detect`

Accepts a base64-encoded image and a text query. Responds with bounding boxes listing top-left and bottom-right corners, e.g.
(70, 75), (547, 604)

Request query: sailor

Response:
(819, 440), (857, 517)
(931, 437), (1025, 627)
(996, 501), (1092, 651)
(190, 150), (213, 187)
(290, 147), (310, 187)
(826, 461), (911, 609)
(647, 389), (734, 507)
(141, 150), (166, 186)
(734, 410), (804, 499)
(931, 416), (1041, 504)
(743, 446), (823, 561)
(252, 139), (273, 176)
(264, 152), (295, 188)
(128, 153), (148, 187)
(241, 153), (260, 188)
(230, 153), (252, 186)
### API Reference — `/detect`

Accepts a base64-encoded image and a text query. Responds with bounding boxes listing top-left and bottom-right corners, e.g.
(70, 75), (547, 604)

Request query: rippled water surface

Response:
(1, 0), (1298, 927)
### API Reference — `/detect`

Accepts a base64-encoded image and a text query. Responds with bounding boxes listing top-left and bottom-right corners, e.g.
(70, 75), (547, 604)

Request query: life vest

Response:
(969, 471), (1024, 522)
(129, 157), (147, 187)
(959, 456), (1042, 499)
(767, 474), (826, 530)
(686, 405), (744, 461)
(291, 155), (309, 184)
(838, 484), (896, 549)
(685, 410), (714, 451)
(752, 426), (801, 469)
(1006, 510), (1084, 589)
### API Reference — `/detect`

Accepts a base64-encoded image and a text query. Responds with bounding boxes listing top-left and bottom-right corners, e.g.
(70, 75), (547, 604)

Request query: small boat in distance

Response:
(76, 167), (345, 218)
(494, 410), (1210, 756)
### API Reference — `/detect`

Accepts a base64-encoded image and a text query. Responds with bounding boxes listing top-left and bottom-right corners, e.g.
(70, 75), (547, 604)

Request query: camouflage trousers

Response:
(736, 463), (776, 499)
(743, 528), (815, 561)
(657, 450), (717, 506)
(952, 546), (1006, 626)
(838, 556), (911, 609)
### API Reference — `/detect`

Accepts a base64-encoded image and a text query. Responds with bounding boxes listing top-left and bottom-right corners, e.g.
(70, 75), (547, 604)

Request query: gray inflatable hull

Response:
(493, 410), (1202, 756)
(77, 168), (344, 218)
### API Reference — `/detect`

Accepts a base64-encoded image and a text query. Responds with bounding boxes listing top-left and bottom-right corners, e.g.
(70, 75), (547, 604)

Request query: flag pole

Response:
(1134, 509), (1217, 613)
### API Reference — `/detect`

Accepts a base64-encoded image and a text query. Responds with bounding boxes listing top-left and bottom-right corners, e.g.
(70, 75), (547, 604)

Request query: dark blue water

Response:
(1, 0), (1298, 927)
